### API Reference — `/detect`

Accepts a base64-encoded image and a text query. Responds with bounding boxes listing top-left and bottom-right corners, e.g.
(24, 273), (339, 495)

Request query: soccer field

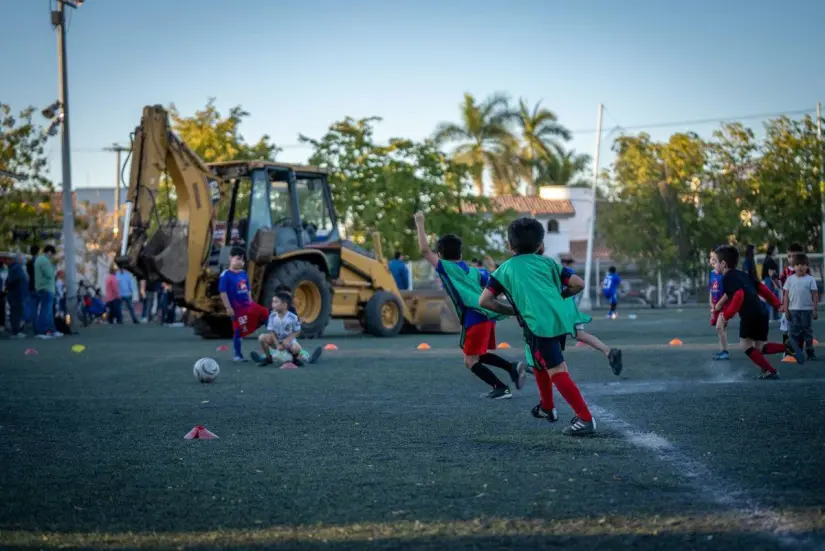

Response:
(1, 308), (824, 550)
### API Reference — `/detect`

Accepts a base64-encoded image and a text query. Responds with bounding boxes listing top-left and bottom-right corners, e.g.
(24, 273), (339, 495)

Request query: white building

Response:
(466, 186), (612, 263)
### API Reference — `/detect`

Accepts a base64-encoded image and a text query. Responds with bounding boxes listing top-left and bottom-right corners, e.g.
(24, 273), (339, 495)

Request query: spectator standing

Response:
(26, 244), (39, 325)
(34, 245), (60, 339)
(5, 253), (28, 338)
(116, 266), (139, 324)
(388, 251), (410, 290)
(105, 266), (122, 324)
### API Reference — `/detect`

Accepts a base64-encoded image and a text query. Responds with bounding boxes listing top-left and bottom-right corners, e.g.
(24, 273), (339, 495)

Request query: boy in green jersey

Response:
(414, 211), (527, 399)
(480, 217), (596, 436)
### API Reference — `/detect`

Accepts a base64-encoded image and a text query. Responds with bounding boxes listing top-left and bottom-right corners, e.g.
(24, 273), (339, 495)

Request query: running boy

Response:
(480, 217), (595, 436)
(782, 253), (819, 363)
(602, 266), (621, 319)
(251, 292), (321, 366)
(713, 245), (784, 379)
(414, 211), (526, 399)
(709, 248), (730, 360)
(219, 247), (270, 362)
(561, 257), (623, 375)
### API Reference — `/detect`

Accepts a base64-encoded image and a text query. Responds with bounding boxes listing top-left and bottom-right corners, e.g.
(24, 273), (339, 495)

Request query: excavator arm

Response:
(119, 105), (225, 313)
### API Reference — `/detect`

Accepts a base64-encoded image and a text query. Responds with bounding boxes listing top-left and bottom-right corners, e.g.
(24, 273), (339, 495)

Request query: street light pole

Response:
(579, 103), (604, 311)
(52, 0), (80, 330)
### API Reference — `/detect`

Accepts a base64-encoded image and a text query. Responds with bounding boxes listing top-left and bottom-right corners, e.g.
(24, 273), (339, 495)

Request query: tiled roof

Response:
(568, 239), (612, 262)
(463, 196), (575, 215)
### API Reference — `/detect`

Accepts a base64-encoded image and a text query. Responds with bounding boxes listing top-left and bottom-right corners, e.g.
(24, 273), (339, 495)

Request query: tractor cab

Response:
(209, 161), (339, 266)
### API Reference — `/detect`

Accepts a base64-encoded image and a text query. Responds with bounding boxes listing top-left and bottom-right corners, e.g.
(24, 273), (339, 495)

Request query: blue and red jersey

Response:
(218, 269), (251, 308)
(709, 270), (724, 304)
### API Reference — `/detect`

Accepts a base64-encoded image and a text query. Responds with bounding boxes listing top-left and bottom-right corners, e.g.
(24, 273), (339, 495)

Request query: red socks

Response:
(551, 371), (593, 422)
(745, 347), (777, 374)
(761, 342), (785, 355)
(534, 369), (554, 410)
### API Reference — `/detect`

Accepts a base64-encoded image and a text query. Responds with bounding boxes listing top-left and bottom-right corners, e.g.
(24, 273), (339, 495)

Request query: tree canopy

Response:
(300, 117), (511, 258)
(0, 103), (59, 250)
(600, 114), (825, 276)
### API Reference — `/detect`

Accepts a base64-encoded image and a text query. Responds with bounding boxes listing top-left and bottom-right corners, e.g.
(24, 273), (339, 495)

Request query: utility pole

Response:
(104, 143), (129, 231)
(579, 103), (604, 311)
(52, 0), (81, 330)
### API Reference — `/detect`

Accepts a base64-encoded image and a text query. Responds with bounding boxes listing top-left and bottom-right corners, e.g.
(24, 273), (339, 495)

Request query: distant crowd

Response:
(0, 245), (183, 339)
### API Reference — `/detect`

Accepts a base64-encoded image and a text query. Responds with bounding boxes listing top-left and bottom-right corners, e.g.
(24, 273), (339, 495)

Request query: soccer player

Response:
(414, 211), (526, 399)
(782, 253), (819, 363)
(561, 257), (623, 375)
(713, 245), (784, 379)
(602, 266), (621, 319)
(709, 249), (730, 360)
(480, 217), (596, 436)
(251, 292), (321, 366)
(219, 247), (270, 363)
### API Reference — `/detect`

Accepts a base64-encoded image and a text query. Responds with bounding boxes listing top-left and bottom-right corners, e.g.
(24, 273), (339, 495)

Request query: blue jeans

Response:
(35, 290), (55, 335)
(121, 296), (139, 323)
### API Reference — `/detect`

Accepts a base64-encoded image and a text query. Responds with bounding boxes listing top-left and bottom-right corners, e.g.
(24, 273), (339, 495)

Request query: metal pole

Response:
(579, 103), (603, 311)
(818, 102), (823, 281)
(104, 144), (129, 230)
(55, 0), (78, 331)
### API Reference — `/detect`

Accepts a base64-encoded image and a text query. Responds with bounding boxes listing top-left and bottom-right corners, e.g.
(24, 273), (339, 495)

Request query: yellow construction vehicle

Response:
(117, 105), (459, 339)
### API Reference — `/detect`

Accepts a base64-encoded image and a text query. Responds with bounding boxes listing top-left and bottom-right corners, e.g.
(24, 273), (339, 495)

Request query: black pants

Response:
(789, 310), (814, 351)
(0, 291), (5, 329)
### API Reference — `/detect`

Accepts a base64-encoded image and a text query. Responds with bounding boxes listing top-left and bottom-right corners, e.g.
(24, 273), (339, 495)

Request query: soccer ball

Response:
(193, 357), (220, 383)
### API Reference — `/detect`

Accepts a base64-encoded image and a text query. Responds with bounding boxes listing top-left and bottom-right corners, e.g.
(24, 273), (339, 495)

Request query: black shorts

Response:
(739, 310), (769, 342)
(527, 334), (567, 370)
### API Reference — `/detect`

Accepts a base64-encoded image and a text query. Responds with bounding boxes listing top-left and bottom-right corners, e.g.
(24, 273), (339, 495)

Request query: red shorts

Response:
(463, 320), (496, 356)
(232, 302), (269, 337)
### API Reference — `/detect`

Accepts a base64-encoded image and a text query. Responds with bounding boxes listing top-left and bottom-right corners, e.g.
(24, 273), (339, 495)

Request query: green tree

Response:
(301, 117), (508, 258)
(169, 98), (280, 163)
(151, 99), (282, 223)
(0, 103), (58, 250)
(513, 99), (571, 195)
(600, 132), (707, 274)
(433, 92), (516, 196)
(536, 148), (591, 188)
(751, 115), (823, 249)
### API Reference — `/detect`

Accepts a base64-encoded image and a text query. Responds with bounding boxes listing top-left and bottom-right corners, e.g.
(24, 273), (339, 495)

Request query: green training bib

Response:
(491, 254), (577, 339)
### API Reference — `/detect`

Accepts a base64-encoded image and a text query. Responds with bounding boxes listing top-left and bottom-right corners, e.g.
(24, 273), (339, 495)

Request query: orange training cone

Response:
(497, 342), (511, 349)
(24, 348), (38, 356)
(183, 426), (219, 440)
(417, 343), (431, 350)
(814, 339), (819, 345)
(216, 345), (229, 352)
(781, 355), (797, 363)
(576, 341), (587, 347)
(669, 338), (683, 346)
(323, 344), (338, 351)
(280, 362), (298, 370)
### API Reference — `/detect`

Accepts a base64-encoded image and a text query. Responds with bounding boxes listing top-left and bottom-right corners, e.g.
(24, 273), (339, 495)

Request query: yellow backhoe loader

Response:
(117, 105), (459, 339)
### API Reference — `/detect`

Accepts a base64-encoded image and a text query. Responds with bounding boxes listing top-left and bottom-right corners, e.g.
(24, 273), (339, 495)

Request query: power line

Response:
(65, 106), (818, 154)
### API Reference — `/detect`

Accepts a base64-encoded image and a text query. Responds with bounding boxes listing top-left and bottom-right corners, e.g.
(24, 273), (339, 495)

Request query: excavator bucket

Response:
(400, 290), (461, 334)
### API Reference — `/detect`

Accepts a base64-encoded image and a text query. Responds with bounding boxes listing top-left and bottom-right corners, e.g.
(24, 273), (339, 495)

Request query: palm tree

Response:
(536, 149), (591, 188)
(514, 99), (572, 195)
(433, 93), (516, 196)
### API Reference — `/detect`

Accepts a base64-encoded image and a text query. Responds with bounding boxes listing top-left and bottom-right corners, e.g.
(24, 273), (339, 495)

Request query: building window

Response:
(547, 219), (559, 233)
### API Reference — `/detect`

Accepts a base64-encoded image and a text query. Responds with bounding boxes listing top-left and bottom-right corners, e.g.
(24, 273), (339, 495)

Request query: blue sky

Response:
(2, 0), (824, 190)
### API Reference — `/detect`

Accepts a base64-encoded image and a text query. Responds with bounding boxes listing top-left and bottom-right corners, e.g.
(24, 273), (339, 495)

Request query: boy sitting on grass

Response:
(251, 292), (322, 367)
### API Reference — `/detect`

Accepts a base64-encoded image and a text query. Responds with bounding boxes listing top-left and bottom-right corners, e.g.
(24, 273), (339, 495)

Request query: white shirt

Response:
(785, 273), (818, 311)
(266, 310), (301, 340)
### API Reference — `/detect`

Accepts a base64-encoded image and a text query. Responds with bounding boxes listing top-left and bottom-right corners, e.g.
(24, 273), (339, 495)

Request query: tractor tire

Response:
(363, 291), (404, 337)
(193, 315), (234, 340)
(264, 260), (331, 339)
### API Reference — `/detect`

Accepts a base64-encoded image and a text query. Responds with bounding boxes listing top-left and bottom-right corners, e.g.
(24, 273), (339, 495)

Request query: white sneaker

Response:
(36, 334), (55, 340)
